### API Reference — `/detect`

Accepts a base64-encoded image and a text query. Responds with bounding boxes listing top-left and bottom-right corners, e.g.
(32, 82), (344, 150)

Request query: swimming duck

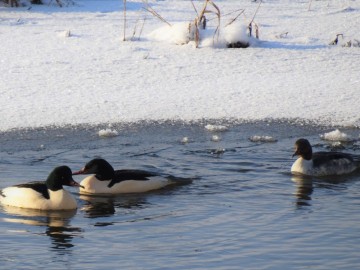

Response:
(0, 166), (81, 210)
(291, 138), (359, 176)
(73, 158), (192, 194)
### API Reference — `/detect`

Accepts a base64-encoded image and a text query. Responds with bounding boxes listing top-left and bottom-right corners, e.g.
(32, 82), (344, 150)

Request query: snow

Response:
(0, 0), (359, 132)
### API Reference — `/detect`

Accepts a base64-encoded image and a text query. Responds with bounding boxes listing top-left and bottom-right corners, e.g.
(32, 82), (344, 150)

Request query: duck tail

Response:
(167, 175), (196, 186)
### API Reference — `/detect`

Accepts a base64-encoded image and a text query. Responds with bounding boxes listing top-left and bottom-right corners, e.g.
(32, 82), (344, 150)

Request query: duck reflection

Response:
(291, 174), (314, 207)
(80, 193), (148, 220)
(1, 205), (81, 252)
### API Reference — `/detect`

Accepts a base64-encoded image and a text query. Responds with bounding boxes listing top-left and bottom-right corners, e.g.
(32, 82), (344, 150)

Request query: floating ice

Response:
(181, 136), (189, 144)
(98, 129), (119, 138)
(205, 124), (228, 132)
(211, 135), (221, 142)
(249, 135), (277, 143)
(320, 129), (353, 142)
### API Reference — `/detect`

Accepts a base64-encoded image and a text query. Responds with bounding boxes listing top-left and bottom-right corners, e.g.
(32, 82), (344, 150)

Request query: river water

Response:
(1, 121), (360, 269)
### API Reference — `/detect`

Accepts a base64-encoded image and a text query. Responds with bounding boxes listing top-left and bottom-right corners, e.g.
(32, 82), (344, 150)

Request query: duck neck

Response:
(302, 151), (312, 161)
(46, 174), (63, 191)
(96, 169), (115, 180)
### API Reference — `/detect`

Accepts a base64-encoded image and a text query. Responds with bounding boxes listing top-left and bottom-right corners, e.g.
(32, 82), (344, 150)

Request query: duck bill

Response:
(69, 179), (85, 189)
(72, 168), (85, 175)
(292, 146), (300, 158)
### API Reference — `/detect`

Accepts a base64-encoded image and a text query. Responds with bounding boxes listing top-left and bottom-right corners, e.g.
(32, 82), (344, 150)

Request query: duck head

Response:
(46, 166), (82, 191)
(73, 158), (115, 180)
(293, 138), (313, 160)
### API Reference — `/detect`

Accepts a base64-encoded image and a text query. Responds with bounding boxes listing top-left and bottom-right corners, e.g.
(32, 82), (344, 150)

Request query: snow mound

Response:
(148, 22), (191, 45)
(148, 21), (251, 48)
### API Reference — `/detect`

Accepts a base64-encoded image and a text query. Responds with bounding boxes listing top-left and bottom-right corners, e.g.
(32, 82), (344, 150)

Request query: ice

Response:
(205, 124), (228, 132)
(320, 129), (354, 142)
(249, 135), (277, 143)
(98, 129), (119, 138)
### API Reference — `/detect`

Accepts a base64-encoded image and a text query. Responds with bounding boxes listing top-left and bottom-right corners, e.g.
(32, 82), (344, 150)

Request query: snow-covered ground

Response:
(0, 0), (359, 132)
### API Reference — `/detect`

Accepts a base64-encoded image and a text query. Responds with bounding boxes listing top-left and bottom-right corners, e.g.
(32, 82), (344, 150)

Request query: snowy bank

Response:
(0, 0), (359, 131)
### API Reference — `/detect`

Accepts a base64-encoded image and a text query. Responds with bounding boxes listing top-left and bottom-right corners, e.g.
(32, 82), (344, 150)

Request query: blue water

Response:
(1, 121), (360, 270)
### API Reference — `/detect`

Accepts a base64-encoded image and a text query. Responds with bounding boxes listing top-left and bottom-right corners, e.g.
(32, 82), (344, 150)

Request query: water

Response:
(1, 121), (360, 270)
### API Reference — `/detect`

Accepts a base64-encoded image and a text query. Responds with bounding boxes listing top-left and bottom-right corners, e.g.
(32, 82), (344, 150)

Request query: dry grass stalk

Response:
(255, 23), (259, 39)
(131, 17), (140, 40)
(48, 0), (74, 7)
(190, 0), (199, 18)
(131, 12), (148, 41)
(208, 1), (221, 43)
(329, 34), (343, 45)
(250, 0), (262, 24)
(137, 15), (147, 41)
(196, 0), (221, 46)
(123, 0), (126, 41)
(193, 18), (200, 48)
(142, 1), (171, 27)
(308, 0), (313, 11)
(224, 9), (245, 27)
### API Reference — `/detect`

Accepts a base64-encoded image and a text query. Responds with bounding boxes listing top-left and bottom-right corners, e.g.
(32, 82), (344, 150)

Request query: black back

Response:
(14, 181), (50, 199)
(312, 152), (354, 168)
(108, 170), (159, 188)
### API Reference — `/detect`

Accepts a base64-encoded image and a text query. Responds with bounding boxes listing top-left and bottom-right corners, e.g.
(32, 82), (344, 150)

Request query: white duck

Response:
(291, 138), (359, 176)
(73, 158), (192, 194)
(0, 166), (81, 210)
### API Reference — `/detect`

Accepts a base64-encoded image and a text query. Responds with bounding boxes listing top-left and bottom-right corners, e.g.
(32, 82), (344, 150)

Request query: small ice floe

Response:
(180, 136), (189, 144)
(326, 141), (345, 150)
(211, 135), (221, 142)
(58, 30), (71, 38)
(98, 129), (119, 138)
(249, 135), (277, 143)
(205, 124), (228, 132)
(320, 129), (353, 142)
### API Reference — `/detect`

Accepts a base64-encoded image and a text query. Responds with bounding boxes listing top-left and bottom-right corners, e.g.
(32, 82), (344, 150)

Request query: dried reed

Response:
(142, 1), (171, 27)
(123, 0), (126, 41)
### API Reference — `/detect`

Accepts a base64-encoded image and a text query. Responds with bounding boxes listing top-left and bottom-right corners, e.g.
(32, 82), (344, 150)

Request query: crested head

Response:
(75, 158), (115, 180)
(293, 138), (313, 160)
(46, 166), (81, 191)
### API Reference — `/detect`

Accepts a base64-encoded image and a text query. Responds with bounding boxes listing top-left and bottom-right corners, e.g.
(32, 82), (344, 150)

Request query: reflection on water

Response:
(1, 205), (81, 253)
(80, 194), (149, 221)
(291, 175), (314, 207)
(291, 171), (360, 209)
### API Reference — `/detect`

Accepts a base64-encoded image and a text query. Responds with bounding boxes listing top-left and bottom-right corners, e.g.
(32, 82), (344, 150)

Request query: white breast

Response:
(48, 189), (77, 210)
(291, 157), (314, 176)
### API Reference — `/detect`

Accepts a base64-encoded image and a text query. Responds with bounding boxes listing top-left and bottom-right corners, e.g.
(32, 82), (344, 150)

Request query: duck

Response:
(73, 158), (192, 194)
(291, 138), (359, 176)
(0, 166), (81, 210)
